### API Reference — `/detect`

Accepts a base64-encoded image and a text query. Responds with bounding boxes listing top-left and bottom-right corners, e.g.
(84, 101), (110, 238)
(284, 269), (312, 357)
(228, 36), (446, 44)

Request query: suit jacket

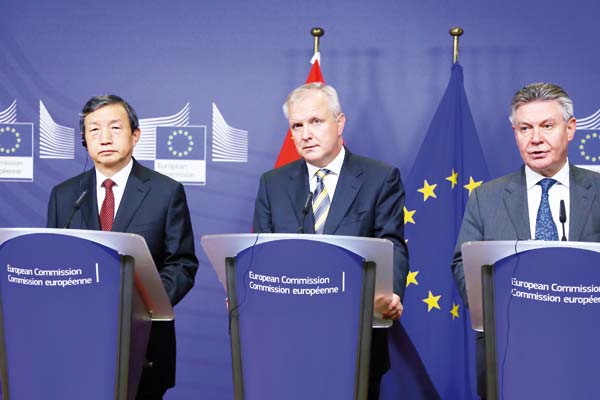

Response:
(451, 163), (600, 305)
(47, 159), (198, 391)
(253, 148), (410, 375)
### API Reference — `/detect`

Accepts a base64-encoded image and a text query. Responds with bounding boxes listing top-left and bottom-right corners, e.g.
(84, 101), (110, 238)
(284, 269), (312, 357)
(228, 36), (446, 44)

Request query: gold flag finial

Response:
(449, 27), (464, 64)
(311, 27), (325, 55)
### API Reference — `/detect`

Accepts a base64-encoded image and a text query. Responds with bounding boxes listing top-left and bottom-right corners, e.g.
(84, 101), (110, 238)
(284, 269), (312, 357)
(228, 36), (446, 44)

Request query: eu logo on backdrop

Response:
(570, 130), (600, 172)
(154, 125), (206, 185)
(0, 123), (34, 182)
(570, 107), (600, 173)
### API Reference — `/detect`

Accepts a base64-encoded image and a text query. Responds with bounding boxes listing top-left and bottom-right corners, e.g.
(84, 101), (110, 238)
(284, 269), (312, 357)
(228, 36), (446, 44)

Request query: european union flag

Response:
(156, 126), (205, 161)
(382, 63), (488, 399)
(0, 123), (33, 157)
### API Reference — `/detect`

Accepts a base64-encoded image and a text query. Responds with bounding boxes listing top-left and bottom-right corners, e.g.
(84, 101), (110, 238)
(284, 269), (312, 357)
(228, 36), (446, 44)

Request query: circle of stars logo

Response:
(0, 127), (21, 154)
(167, 129), (194, 158)
(579, 132), (600, 163)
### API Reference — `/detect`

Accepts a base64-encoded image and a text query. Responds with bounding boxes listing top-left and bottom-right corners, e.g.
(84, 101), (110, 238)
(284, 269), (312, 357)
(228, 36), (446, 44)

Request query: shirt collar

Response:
(525, 159), (570, 190)
(96, 158), (134, 189)
(306, 146), (345, 178)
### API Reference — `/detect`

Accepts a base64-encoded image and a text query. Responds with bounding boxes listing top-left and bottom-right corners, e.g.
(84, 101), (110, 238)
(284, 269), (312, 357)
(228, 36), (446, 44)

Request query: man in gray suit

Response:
(451, 82), (600, 398)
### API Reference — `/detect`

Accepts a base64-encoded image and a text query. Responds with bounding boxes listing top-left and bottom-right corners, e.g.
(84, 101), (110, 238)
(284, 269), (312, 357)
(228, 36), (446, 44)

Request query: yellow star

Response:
(464, 176), (483, 196)
(406, 270), (419, 287)
(403, 206), (416, 224)
(417, 180), (437, 201)
(450, 303), (460, 320)
(446, 169), (458, 189)
(422, 290), (442, 312)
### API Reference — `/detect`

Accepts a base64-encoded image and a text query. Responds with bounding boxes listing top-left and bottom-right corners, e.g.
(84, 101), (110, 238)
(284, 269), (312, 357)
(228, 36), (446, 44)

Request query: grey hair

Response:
(282, 83), (343, 119)
(509, 82), (574, 123)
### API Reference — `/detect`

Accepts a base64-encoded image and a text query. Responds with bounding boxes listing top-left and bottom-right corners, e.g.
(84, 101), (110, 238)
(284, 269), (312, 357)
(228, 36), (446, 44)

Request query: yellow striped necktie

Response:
(312, 169), (331, 234)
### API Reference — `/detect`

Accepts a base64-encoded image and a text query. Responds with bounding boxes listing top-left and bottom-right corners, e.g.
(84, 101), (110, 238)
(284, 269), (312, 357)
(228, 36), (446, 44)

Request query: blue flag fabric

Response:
(381, 63), (488, 399)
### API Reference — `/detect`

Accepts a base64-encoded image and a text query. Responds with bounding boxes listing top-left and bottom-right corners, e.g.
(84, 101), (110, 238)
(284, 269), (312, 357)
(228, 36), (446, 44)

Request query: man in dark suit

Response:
(253, 82), (409, 400)
(451, 82), (600, 398)
(47, 95), (198, 400)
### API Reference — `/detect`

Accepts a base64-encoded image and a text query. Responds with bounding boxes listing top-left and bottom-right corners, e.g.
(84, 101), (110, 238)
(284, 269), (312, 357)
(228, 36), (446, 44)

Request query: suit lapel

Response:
(502, 168), (531, 240)
(112, 160), (151, 232)
(287, 162), (314, 233)
(324, 152), (363, 234)
(80, 169), (100, 230)
(569, 165), (595, 241)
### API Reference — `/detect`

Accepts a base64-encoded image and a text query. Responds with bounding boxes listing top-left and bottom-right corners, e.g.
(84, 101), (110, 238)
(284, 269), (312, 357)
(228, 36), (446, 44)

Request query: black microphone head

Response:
(302, 192), (313, 215)
(298, 191), (314, 234)
(63, 189), (89, 229)
(559, 199), (566, 223)
(74, 190), (89, 210)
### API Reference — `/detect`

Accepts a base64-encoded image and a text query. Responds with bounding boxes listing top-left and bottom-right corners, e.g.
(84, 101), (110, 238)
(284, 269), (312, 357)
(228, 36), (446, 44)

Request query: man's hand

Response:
(374, 293), (403, 320)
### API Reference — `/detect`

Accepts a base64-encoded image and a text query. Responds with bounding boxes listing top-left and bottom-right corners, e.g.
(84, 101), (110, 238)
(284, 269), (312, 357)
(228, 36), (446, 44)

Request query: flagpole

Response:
(311, 27), (325, 55)
(449, 27), (464, 64)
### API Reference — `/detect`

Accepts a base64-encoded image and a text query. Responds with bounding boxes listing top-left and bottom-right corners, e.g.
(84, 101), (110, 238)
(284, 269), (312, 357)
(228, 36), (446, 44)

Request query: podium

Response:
(0, 228), (174, 400)
(463, 241), (600, 400)
(202, 233), (395, 400)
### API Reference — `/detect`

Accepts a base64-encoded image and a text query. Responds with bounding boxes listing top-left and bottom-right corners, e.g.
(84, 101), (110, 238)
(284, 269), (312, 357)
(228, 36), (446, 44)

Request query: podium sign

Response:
(227, 239), (374, 400)
(485, 247), (600, 399)
(0, 233), (129, 399)
(202, 233), (393, 328)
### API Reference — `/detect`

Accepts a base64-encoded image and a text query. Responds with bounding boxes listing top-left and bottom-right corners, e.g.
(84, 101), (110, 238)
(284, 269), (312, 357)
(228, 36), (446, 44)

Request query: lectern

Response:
(0, 228), (173, 400)
(463, 240), (600, 400)
(202, 233), (395, 400)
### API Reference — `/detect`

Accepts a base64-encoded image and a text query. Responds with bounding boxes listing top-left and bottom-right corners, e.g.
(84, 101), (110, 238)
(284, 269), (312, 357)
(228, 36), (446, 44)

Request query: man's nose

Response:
(530, 127), (543, 143)
(99, 128), (113, 144)
(301, 125), (312, 140)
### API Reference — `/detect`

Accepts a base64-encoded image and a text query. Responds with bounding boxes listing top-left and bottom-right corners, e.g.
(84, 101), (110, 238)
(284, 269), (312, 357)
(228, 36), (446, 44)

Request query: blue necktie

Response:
(535, 178), (558, 241)
(312, 169), (331, 234)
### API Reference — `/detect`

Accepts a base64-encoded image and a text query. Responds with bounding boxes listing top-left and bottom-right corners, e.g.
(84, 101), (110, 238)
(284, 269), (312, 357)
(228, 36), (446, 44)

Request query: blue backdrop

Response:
(1, 0), (600, 398)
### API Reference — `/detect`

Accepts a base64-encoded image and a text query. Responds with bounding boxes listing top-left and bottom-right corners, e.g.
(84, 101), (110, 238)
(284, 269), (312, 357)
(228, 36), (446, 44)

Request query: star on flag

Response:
(450, 303), (460, 320)
(403, 207), (416, 224)
(446, 169), (458, 189)
(417, 180), (437, 201)
(406, 270), (419, 287)
(464, 176), (483, 195)
(422, 290), (441, 312)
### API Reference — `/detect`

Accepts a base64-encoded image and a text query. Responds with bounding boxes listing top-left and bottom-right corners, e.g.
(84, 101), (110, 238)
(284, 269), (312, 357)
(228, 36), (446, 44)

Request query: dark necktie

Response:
(535, 178), (558, 241)
(100, 179), (115, 231)
(312, 169), (331, 234)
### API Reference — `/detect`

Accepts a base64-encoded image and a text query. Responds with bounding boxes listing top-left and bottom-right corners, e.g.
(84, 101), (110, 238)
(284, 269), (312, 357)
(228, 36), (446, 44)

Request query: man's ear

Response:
(566, 117), (576, 142)
(132, 128), (141, 145)
(336, 113), (346, 137)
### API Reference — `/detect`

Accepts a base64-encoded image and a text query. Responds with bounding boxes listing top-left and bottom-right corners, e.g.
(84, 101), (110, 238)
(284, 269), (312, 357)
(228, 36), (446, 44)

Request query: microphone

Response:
(63, 190), (89, 229)
(297, 192), (313, 233)
(559, 199), (567, 241)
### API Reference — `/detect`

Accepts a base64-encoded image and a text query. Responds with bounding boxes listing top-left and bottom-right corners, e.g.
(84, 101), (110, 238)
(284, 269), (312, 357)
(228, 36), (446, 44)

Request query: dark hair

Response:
(79, 94), (139, 134)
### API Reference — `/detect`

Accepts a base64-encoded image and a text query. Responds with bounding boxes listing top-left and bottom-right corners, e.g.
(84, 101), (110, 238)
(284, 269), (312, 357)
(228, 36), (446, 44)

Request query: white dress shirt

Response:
(306, 146), (345, 202)
(95, 159), (134, 218)
(525, 161), (570, 240)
